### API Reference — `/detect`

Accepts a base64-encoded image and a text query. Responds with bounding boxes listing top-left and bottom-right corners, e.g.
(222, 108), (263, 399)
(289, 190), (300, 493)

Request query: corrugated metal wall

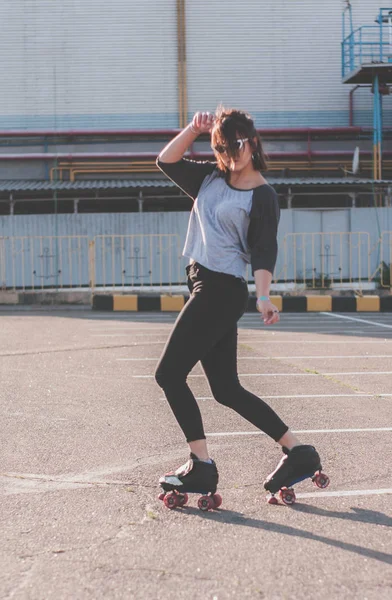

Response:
(0, 0), (178, 129)
(186, 0), (392, 127)
(0, 0), (390, 130)
(2, 209), (392, 245)
(0, 209), (391, 287)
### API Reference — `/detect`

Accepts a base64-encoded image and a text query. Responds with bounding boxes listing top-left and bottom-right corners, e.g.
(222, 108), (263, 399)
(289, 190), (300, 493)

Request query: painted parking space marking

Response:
(87, 328), (170, 332)
(236, 340), (392, 344)
(243, 325), (387, 330)
(322, 312), (392, 329)
(296, 488), (392, 499)
(241, 329), (387, 334)
(1, 473), (390, 500)
(117, 354), (392, 361)
(91, 333), (169, 338)
(90, 329), (380, 336)
(188, 393), (392, 400)
(123, 340), (392, 347)
(90, 323), (386, 330)
(206, 427), (392, 437)
(134, 371), (392, 378)
(110, 340), (392, 348)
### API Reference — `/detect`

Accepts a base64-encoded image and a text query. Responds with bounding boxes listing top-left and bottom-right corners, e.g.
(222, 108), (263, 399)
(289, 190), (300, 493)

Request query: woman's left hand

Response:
(256, 299), (280, 325)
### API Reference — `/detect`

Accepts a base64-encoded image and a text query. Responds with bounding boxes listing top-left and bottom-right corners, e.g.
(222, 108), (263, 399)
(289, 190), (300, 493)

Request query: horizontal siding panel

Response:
(186, 0), (389, 127)
(0, 1), (391, 129)
(0, 0), (178, 128)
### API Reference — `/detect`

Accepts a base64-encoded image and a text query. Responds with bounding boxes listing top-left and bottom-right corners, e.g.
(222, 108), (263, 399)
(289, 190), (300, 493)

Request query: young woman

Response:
(155, 107), (326, 507)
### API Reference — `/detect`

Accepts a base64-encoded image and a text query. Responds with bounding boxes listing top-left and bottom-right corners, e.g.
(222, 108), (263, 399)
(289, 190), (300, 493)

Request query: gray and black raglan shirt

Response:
(156, 158), (280, 279)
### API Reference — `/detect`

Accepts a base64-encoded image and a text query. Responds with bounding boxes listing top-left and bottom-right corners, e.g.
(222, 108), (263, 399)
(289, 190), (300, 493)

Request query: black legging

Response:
(155, 262), (289, 443)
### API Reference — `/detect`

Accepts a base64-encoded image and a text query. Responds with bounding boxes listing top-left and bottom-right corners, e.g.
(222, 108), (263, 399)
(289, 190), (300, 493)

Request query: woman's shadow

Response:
(181, 502), (392, 565)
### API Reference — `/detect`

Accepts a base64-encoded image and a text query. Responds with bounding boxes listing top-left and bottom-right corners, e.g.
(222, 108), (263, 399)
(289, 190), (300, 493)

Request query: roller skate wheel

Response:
(314, 472), (330, 489)
(279, 488), (296, 505)
(158, 492), (165, 502)
(163, 492), (178, 509)
(267, 495), (279, 505)
(177, 493), (188, 507)
(197, 495), (214, 512)
(211, 493), (222, 509)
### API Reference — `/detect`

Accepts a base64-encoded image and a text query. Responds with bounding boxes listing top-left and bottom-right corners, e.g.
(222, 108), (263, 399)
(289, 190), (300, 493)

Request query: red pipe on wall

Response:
(0, 150), (390, 161)
(0, 127), (367, 138)
(0, 152), (159, 160)
(192, 150), (392, 159)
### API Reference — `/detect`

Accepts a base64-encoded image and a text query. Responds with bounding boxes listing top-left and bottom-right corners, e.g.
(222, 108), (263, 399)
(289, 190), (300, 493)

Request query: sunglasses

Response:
(212, 138), (249, 154)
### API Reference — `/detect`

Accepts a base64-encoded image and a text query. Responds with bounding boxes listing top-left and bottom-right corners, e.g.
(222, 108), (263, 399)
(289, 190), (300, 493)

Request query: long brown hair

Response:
(211, 105), (268, 175)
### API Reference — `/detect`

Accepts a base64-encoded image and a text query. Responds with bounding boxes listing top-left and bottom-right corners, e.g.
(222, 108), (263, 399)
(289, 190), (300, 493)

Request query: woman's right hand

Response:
(189, 111), (215, 135)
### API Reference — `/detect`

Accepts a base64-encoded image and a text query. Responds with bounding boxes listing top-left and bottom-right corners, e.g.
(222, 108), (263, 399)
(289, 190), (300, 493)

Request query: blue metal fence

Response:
(342, 8), (392, 79)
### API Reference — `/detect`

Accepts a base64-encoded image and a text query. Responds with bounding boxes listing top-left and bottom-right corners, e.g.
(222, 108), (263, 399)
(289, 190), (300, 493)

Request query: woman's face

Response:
(212, 132), (254, 172)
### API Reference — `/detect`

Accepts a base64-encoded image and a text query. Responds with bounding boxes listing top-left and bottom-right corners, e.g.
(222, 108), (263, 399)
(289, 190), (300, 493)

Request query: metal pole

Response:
(380, 93), (383, 180)
(177, 0), (187, 128)
(389, 13), (392, 58)
(287, 187), (293, 210)
(138, 190), (144, 213)
(373, 75), (380, 181)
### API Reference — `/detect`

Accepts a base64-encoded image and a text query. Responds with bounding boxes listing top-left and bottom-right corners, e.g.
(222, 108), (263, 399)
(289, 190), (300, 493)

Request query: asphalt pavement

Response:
(1, 308), (391, 599)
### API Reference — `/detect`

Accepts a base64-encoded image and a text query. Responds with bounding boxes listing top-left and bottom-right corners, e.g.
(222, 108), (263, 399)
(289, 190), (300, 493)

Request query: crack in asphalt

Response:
(0, 342), (162, 358)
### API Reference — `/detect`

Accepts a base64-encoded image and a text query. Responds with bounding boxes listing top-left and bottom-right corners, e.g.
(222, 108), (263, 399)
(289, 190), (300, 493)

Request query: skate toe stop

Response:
(267, 495), (279, 505)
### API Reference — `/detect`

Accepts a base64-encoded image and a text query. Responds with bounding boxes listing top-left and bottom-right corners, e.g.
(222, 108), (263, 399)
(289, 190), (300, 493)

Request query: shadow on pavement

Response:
(291, 503), (392, 527)
(0, 307), (392, 341)
(177, 505), (392, 565)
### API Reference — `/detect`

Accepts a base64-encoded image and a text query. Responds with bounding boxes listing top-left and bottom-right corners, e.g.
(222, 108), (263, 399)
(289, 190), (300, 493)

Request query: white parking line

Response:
(91, 334), (168, 338)
(117, 357), (161, 361)
(189, 393), (392, 400)
(322, 312), (392, 329)
(297, 488), (392, 499)
(87, 315), (175, 320)
(241, 332), (392, 336)
(206, 427), (392, 437)
(92, 330), (392, 338)
(243, 326), (380, 331)
(87, 328), (169, 332)
(251, 327), (385, 331)
(121, 341), (166, 346)
(92, 327), (384, 333)
(111, 340), (392, 347)
(90, 325), (388, 331)
(117, 354), (392, 361)
(237, 340), (392, 344)
(134, 371), (392, 378)
(260, 355), (392, 359)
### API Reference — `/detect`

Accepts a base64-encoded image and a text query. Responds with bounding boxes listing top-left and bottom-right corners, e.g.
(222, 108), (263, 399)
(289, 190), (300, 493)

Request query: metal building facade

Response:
(0, 0), (390, 130)
(186, 0), (391, 127)
(0, 209), (390, 288)
(0, 0), (178, 129)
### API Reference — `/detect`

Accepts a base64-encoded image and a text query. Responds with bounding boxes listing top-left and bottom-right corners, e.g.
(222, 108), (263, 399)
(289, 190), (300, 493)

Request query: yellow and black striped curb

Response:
(92, 294), (392, 312)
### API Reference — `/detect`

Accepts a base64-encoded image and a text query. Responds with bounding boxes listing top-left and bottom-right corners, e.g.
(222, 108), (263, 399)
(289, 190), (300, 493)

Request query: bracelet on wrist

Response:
(257, 295), (270, 302)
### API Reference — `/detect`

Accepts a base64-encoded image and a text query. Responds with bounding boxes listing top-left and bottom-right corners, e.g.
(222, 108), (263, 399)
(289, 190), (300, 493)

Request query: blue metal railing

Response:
(342, 25), (392, 78)
(342, 8), (392, 79)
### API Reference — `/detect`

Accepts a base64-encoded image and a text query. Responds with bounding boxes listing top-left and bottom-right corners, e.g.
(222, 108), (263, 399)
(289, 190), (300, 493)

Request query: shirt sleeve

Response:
(156, 157), (216, 200)
(247, 185), (280, 276)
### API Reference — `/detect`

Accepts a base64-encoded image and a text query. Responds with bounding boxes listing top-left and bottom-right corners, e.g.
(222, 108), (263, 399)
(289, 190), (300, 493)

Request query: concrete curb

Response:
(1, 291), (391, 312)
(92, 294), (392, 312)
(0, 290), (91, 306)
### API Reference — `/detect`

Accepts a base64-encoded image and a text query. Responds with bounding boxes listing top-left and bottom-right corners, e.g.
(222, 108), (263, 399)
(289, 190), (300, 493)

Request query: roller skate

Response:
(263, 445), (330, 506)
(158, 453), (222, 511)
